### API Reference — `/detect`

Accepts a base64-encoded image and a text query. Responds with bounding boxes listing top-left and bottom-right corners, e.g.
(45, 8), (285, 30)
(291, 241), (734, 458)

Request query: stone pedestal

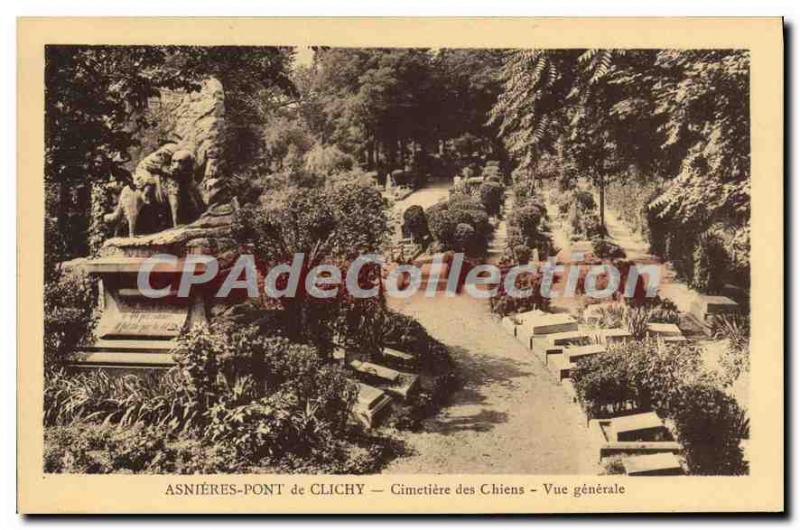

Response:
(73, 257), (209, 369)
(71, 204), (237, 369)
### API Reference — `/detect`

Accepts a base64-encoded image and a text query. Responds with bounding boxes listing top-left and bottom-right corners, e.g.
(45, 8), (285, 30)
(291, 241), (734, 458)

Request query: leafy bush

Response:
(45, 323), (370, 473)
(44, 270), (97, 370)
(572, 351), (637, 419)
(453, 223), (476, 253)
(44, 369), (191, 431)
(712, 314), (750, 384)
(513, 245), (532, 264)
(591, 237), (626, 259)
(672, 382), (748, 475)
(478, 181), (505, 216)
(303, 143), (355, 177)
(44, 423), (177, 474)
(575, 189), (596, 212)
(506, 196), (553, 258)
(624, 306), (651, 340)
(489, 267), (550, 317)
(426, 194), (492, 255)
(380, 311), (453, 376)
(427, 206), (457, 247)
(402, 205), (429, 244)
(572, 339), (702, 419)
(642, 296), (681, 325)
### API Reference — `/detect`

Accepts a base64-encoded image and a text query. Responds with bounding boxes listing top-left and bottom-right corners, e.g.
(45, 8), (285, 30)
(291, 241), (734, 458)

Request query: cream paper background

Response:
(17, 17), (784, 514)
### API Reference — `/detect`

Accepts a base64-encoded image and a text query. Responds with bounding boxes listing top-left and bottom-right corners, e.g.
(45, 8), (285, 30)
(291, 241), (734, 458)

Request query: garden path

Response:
(383, 293), (600, 474)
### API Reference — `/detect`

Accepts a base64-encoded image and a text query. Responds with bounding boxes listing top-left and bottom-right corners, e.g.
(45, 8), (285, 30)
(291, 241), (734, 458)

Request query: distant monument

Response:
(71, 78), (240, 369)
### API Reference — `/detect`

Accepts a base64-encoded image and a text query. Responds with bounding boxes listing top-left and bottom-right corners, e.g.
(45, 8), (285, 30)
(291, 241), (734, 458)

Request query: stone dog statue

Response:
(104, 144), (206, 236)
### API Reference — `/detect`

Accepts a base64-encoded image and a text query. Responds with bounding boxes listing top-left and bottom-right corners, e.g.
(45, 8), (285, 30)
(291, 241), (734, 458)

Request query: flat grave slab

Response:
(519, 311), (578, 336)
(646, 322), (683, 338)
(382, 347), (416, 370)
(601, 328), (632, 343)
(349, 360), (419, 401)
(610, 411), (670, 442)
(542, 330), (592, 346)
(350, 360), (400, 382)
(352, 382), (393, 428)
(564, 343), (606, 362)
(690, 294), (739, 324)
(531, 337), (564, 361)
(623, 452), (683, 476)
(549, 355), (576, 383)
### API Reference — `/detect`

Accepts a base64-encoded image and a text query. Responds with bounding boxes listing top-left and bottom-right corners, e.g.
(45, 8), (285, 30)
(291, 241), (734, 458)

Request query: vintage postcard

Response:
(17, 17), (783, 514)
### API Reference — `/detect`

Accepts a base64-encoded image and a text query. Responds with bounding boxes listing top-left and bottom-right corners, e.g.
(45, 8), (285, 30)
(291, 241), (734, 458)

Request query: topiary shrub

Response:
(402, 205), (429, 245)
(453, 223), (476, 253)
(575, 189), (596, 212)
(478, 181), (504, 216)
(513, 245), (532, 264)
(427, 207), (457, 248)
(489, 267), (550, 317)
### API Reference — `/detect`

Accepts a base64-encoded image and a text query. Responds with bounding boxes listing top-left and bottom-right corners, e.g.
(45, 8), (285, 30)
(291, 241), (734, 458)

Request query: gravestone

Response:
(563, 343), (606, 363)
(525, 312), (579, 336)
(600, 327), (632, 344)
(381, 347), (417, 371)
(623, 453), (683, 476)
(349, 360), (419, 401)
(73, 257), (208, 369)
(610, 412), (671, 442)
(352, 382), (394, 428)
(646, 322), (683, 337)
(690, 294), (740, 330)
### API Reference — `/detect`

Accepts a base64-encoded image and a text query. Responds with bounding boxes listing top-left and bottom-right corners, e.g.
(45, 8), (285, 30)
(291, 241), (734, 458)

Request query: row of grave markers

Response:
(500, 309), (685, 476)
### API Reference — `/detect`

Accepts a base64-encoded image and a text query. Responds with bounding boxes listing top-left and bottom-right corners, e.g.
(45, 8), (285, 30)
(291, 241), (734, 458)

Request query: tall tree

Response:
(45, 45), (296, 263)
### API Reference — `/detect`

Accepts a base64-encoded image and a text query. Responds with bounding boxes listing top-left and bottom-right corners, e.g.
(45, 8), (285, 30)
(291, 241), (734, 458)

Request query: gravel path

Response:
(383, 294), (599, 474)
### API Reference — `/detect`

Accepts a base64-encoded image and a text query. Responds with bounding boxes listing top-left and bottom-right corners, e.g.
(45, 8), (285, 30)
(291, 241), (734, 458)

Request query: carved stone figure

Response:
(104, 143), (208, 236)
(102, 77), (228, 242)
(103, 184), (152, 237)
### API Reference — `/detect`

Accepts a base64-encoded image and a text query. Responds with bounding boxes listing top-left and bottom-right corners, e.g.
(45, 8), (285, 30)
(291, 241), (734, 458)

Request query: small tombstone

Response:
(544, 330), (591, 346)
(352, 382), (393, 428)
(601, 327), (632, 344)
(349, 360), (419, 401)
(646, 322), (683, 338)
(382, 347), (416, 370)
(550, 355), (576, 383)
(690, 295), (740, 325)
(518, 311), (578, 336)
(610, 412), (671, 442)
(531, 337), (564, 361)
(564, 343), (606, 363)
(623, 453), (683, 476)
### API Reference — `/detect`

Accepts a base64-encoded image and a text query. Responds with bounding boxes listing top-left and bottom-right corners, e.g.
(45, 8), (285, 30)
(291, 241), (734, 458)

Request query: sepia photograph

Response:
(16, 17), (784, 514)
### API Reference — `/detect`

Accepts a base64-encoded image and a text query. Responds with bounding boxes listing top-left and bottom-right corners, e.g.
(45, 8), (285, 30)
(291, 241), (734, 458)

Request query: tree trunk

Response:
(599, 173), (606, 238)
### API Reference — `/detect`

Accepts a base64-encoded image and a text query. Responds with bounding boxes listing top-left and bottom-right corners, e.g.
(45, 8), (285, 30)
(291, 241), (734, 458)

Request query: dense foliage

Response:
(491, 49), (750, 290)
(45, 45), (296, 262)
(572, 339), (748, 475)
